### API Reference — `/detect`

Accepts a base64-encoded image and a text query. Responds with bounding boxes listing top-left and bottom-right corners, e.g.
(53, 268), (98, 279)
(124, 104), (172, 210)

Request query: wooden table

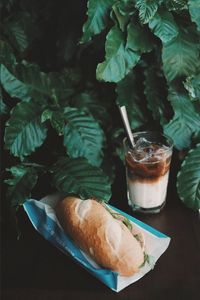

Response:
(2, 159), (200, 300)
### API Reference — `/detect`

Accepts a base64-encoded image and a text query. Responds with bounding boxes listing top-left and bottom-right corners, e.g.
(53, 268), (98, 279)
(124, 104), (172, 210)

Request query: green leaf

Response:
(166, 0), (187, 11)
(51, 111), (65, 135)
(96, 25), (140, 82)
(0, 99), (8, 115)
(184, 73), (200, 101)
(0, 44), (78, 101)
(81, 0), (114, 43)
(111, 127), (125, 162)
(63, 107), (105, 167)
(135, 0), (159, 24)
(111, 1), (135, 32)
(41, 109), (53, 123)
(144, 66), (168, 125)
(0, 40), (16, 70)
(116, 71), (146, 129)
(0, 86), (8, 115)
(0, 64), (31, 101)
(41, 109), (65, 135)
(188, 0), (200, 31)
(111, 7), (128, 33)
(177, 144), (200, 210)
(191, 131), (200, 146)
(164, 91), (200, 149)
(5, 165), (38, 207)
(148, 9), (179, 43)
(52, 157), (112, 202)
(57, 30), (78, 63)
(4, 101), (48, 157)
(162, 31), (199, 81)
(126, 22), (153, 53)
(101, 155), (116, 184)
(71, 91), (110, 127)
(3, 12), (39, 52)
(12, 62), (76, 100)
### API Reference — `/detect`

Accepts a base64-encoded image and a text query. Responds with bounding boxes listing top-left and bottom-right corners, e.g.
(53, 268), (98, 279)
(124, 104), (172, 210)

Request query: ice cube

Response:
(135, 137), (151, 149)
(153, 144), (170, 160)
(133, 138), (170, 162)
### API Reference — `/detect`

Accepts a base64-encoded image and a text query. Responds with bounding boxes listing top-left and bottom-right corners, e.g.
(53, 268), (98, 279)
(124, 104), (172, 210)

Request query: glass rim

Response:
(123, 131), (173, 164)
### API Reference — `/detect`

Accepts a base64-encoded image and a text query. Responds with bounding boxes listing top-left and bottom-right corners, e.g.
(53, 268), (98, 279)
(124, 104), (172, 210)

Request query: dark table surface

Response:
(2, 160), (200, 300)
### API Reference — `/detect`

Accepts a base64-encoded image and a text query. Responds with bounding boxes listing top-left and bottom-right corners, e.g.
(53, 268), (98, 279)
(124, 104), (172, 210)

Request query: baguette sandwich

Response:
(56, 196), (146, 276)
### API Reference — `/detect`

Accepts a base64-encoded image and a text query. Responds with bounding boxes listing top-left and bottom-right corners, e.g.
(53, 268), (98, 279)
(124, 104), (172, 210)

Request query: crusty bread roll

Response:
(56, 196), (145, 276)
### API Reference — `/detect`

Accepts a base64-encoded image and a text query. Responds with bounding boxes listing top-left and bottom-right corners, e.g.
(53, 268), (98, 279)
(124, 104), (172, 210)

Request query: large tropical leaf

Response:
(111, 0), (135, 32)
(0, 86), (8, 115)
(3, 12), (39, 52)
(11, 62), (77, 100)
(148, 9), (179, 43)
(0, 44), (79, 100)
(50, 111), (65, 135)
(96, 25), (140, 82)
(184, 73), (200, 101)
(0, 65), (31, 101)
(116, 70), (146, 129)
(126, 22), (153, 53)
(81, 0), (114, 43)
(0, 40), (16, 70)
(144, 66), (168, 125)
(177, 144), (200, 210)
(41, 109), (65, 135)
(71, 91), (110, 127)
(41, 109), (53, 123)
(5, 165), (38, 207)
(111, 127), (126, 162)
(0, 99), (8, 115)
(52, 157), (112, 201)
(57, 30), (79, 63)
(63, 107), (105, 167)
(4, 101), (48, 157)
(162, 31), (199, 81)
(166, 0), (187, 11)
(135, 0), (159, 24)
(188, 0), (200, 31)
(164, 91), (200, 149)
(101, 154), (116, 184)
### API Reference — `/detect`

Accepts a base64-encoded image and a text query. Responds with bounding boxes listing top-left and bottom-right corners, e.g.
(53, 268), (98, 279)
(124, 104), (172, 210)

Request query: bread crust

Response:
(56, 197), (145, 276)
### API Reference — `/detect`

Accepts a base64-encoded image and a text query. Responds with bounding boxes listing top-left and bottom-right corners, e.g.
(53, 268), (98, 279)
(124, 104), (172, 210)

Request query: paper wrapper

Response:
(23, 194), (171, 292)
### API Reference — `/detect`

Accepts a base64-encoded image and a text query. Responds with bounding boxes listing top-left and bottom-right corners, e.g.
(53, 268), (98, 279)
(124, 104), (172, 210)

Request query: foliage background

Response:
(1, 0), (200, 232)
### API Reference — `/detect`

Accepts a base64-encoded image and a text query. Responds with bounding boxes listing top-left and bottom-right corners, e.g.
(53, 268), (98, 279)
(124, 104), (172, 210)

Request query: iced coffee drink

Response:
(124, 132), (173, 213)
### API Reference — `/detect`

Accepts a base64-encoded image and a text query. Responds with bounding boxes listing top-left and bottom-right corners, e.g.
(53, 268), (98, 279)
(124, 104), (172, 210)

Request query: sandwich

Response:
(56, 196), (146, 276)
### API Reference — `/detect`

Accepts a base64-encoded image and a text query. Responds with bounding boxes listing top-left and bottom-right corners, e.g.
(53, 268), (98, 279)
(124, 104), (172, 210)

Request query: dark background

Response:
(1, 1), (200, 299)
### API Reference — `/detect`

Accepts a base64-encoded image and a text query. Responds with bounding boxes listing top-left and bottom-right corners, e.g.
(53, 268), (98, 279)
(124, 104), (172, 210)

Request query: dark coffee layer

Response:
(125, 147), (171, 183)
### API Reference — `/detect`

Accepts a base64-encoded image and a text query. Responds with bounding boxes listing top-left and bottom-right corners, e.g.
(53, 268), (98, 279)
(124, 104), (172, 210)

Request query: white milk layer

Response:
(127, 172), (169, 209)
